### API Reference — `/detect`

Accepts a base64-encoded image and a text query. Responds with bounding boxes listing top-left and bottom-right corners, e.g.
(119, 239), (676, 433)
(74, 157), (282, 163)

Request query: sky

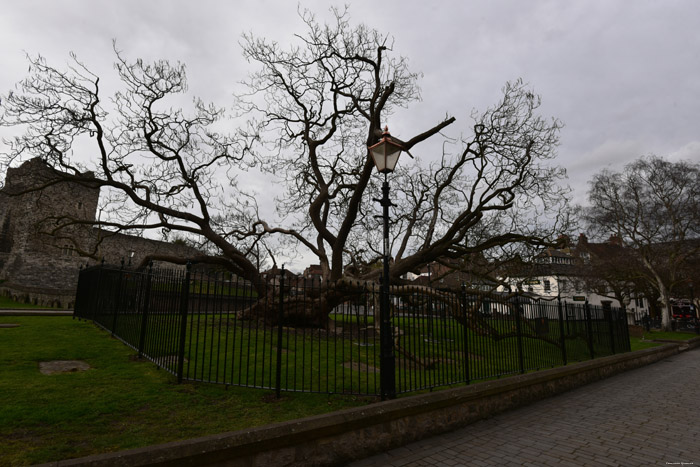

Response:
(1, 0), (699, 267)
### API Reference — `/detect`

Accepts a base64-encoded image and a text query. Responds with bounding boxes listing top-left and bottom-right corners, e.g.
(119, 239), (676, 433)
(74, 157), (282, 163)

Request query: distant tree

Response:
(584, 156), (700, 330)
(1, 8), (572, 326)
(575, 242), (641, 307)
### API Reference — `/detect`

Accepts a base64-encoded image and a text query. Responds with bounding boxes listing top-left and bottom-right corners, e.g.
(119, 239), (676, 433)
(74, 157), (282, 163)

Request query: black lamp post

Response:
(426, 262), (436, 341)
(369, 126), (403, 400)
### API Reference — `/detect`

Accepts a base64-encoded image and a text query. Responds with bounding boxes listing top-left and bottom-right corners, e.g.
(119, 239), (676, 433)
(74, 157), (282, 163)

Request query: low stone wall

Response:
(653, 336), (700, 350)
(0, 285), (75, 309)
(40, 342), (696, 467)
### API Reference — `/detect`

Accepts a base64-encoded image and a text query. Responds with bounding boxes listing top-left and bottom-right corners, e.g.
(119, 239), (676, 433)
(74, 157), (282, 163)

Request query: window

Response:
(544, 280), (551, 292)
(0, 215), (11, 253)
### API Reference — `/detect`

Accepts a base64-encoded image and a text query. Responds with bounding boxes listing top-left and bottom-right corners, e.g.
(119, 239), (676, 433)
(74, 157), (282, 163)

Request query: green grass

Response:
(629, 329), (698, 352)
(94, 309), (625, 395)
(0, 316), (371, 466)
(639, 329), (698, 341)
(629, 337), (662, 351)
(2, 311), (638, 465)
(0, 295), (56, 309)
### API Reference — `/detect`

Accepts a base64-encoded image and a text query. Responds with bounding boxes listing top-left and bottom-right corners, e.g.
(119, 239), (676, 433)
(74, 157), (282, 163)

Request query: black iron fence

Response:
(74, 264), (631, 397)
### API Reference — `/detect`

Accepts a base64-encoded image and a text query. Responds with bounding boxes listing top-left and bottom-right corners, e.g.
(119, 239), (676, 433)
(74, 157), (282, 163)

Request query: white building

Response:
(499, 235), (651, 323)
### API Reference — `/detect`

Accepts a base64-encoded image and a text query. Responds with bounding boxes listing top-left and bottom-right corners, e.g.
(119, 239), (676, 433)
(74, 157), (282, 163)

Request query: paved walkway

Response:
(348, 349), (700, 467)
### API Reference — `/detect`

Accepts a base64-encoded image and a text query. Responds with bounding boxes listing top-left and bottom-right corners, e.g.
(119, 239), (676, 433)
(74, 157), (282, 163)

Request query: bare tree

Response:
(573, 239), (647, 309)
(0, 48), (269, 290)
(240, 8), (570, 286)
(1, 8), (572, 326)
(585, 156), (700, 330)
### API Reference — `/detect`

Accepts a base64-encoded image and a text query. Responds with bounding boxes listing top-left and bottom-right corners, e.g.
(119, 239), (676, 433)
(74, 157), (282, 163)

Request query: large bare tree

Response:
(239, 9), (570, 285)
(0, 48), (270, 290)
(1, 8), (571, 325)
(585, 156), (700, 330)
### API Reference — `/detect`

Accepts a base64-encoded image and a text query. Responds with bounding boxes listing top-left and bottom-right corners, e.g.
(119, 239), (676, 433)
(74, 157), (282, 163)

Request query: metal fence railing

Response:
(74, 263), (631, 397)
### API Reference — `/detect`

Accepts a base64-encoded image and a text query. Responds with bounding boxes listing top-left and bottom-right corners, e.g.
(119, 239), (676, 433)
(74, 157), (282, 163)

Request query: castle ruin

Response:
(0, 158), (199, 307)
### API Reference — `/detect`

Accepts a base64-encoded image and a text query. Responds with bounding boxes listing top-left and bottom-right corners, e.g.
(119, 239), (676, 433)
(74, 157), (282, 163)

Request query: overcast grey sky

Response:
(1, 0), (698, 207)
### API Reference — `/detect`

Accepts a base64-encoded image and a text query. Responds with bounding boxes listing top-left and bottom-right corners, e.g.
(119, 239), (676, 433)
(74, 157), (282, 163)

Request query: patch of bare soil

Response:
(343, 361), (379, 373)
(39, 360), (91, 375)
(153, 355), (189, 366)
(261, 393), (291, 403)
(451, 351), (484, 360)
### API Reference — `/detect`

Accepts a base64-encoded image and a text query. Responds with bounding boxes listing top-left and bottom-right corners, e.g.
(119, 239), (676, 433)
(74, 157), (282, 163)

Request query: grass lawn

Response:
(639, 329), (699, 341)
(0, 316), (371, 466)
(105, 310), (620, 395)
(629, 329), (698, 351)
(0, 295), (56, 309)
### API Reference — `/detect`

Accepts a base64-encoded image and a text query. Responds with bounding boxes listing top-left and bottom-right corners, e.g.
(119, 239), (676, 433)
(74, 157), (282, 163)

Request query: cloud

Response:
(668, 141), (700, 163)
(2, 0), (700, 266)
(564, 139), (646, 205)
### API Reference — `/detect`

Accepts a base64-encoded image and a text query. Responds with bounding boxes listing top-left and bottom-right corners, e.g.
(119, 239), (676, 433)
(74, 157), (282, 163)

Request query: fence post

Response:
(75, 265), (83, 320)
(621, 304), (631, 351)
(514, 294), (525, 374)
(92, 262), (104, 322)
(111, 258), (125, 336)
(461, 283), (470, 385)
(138, 261), (154, 359)
(557, 295), (567, 365)
(275, 266), (286, 399)
(74, 265), (85, 320)
(177, 262), (192, 383)
(605, 305), (615, 354)
(585, 300), (595, 360)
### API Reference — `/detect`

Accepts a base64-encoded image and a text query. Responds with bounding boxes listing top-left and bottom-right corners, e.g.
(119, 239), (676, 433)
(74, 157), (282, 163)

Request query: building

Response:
(0, 158), (199, 307)
(499, 234), (651, 322)
(302, 264), (324, 282)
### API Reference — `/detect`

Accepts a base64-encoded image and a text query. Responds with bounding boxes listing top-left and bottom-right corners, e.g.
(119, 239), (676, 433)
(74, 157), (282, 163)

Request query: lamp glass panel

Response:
(384, 146), (401, 172)
(370, 140), (402, 173)
(370, 146), (387, 172)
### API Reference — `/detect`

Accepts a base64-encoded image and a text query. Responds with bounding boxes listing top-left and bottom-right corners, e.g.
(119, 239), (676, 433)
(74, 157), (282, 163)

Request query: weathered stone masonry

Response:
(0, 158), (198, 307)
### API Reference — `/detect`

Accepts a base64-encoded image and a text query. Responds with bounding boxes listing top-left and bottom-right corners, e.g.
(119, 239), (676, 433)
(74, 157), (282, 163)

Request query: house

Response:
(498, 234), (651, 323)
(302, 264), (324, 282)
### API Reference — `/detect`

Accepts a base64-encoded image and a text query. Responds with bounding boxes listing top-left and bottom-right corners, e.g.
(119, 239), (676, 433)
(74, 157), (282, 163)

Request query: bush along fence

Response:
(74, 263), (631, 398)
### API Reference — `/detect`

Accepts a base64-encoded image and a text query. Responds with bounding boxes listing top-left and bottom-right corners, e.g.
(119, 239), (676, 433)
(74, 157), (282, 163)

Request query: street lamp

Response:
(368, 126), (402, 400)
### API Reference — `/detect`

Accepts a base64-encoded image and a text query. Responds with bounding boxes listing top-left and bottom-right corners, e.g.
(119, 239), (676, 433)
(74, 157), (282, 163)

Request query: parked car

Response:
(672, 301), (695, 320)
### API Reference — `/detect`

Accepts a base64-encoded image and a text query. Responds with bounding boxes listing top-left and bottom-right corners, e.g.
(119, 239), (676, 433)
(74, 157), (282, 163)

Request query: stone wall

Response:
(34, 342), (697, 467)
(96, 230), (198, 270)
(0, 158), (201, 307)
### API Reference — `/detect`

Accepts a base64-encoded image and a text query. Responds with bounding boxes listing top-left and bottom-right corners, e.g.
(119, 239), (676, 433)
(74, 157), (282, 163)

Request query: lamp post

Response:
(426, 262), (436, 341)
(369, 126), (402, 400)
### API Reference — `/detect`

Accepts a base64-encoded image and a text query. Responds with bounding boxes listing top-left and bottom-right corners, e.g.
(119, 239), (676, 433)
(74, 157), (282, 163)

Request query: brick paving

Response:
(348, 349), (700, 467)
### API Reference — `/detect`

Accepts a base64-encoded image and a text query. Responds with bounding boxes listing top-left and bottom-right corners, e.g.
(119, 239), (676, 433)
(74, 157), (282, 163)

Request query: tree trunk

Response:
(659, 285), (673, 331)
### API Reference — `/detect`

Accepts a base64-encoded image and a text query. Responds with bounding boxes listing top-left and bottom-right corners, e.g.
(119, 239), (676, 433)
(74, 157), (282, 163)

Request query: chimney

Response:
(578, 233), (588, 245)
(607, 234), (622, 246)
(556, 234), (570, 248)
